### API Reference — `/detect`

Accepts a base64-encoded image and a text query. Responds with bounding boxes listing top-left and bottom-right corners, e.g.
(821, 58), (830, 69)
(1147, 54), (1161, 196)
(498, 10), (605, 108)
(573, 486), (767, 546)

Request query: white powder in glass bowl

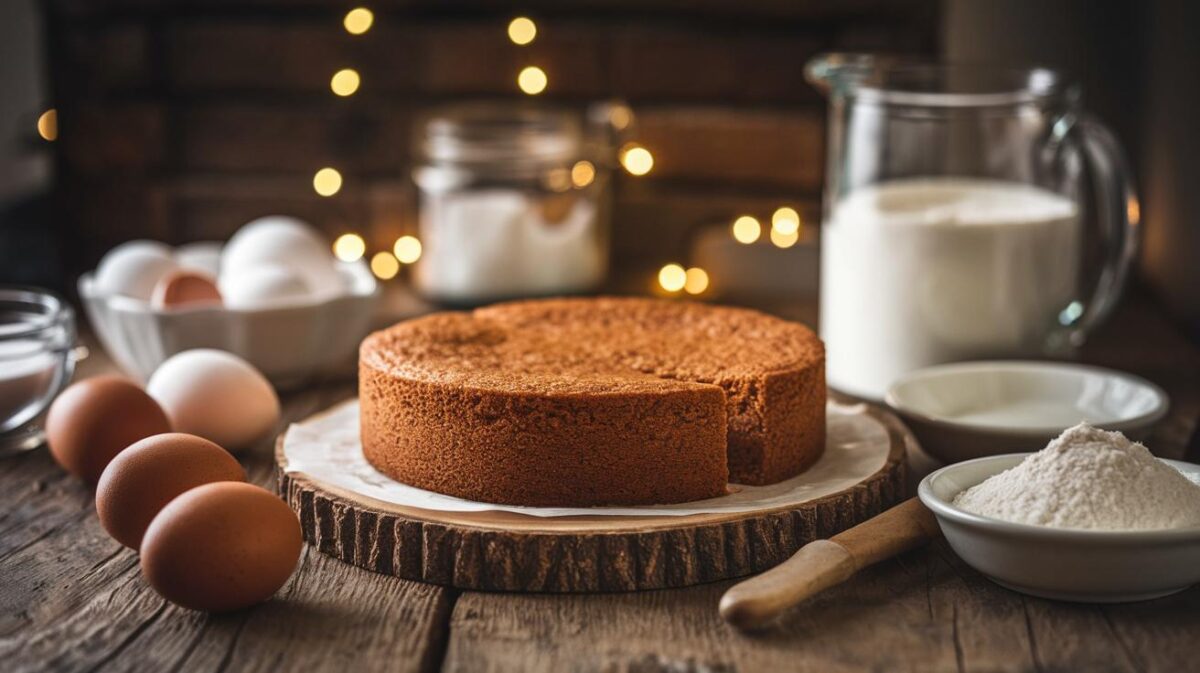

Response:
(953, 423), (1200, 531)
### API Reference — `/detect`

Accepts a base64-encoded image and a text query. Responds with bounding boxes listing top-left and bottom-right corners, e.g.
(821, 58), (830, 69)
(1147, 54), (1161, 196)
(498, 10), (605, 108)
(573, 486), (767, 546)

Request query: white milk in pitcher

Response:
(820, 178), (1080, 399)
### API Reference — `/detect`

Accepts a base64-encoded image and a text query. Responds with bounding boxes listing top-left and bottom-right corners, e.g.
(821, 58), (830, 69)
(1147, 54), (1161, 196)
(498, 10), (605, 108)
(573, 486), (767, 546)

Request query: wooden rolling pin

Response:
(719, 498), (942, 630)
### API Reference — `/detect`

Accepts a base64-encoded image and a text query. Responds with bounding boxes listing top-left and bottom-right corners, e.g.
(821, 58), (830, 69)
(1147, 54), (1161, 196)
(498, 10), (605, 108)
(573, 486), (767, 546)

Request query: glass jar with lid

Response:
(412, 104), (613, 305)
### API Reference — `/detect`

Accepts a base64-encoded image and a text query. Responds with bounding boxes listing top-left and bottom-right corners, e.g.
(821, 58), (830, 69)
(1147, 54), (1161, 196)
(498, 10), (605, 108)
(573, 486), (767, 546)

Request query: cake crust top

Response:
(361, 297), (823, 396)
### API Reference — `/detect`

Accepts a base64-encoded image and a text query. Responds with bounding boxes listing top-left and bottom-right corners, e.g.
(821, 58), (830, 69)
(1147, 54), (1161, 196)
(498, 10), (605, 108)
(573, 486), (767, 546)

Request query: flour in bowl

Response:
(953, 423), (1200, 530)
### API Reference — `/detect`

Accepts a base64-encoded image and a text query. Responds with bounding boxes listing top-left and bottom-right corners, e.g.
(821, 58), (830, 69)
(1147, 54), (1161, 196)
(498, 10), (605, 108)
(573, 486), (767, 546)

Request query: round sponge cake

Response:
(359, 297), (825, 506)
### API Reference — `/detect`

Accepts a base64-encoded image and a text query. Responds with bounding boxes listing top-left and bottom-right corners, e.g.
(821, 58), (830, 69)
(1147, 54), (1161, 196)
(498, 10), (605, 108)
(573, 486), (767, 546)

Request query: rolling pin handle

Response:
(719, 539), (855, 630)
(719, 498), (940, 630)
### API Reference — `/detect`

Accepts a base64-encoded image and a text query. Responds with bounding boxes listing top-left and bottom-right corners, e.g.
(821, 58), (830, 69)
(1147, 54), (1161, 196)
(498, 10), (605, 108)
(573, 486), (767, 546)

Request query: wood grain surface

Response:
(1, 293), (1198, 672)
(276, 404), (908, 592)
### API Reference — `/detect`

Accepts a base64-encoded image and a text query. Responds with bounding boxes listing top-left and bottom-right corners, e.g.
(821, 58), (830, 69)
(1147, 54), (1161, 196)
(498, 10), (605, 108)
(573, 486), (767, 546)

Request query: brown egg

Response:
(96, 433), (245, 549)
(140, 482), (302, 612)
(151, 270), (222, 309)
(46, 376), (172, 484)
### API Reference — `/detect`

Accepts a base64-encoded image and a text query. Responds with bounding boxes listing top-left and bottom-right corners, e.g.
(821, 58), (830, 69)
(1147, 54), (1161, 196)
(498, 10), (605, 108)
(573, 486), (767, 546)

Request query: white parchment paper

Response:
(282, 400), (892, 518)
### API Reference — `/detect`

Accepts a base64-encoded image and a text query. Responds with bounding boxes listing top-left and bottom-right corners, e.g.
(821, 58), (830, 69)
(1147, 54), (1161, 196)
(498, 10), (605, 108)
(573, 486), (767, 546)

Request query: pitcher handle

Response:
(1058, 115), (1140, 348)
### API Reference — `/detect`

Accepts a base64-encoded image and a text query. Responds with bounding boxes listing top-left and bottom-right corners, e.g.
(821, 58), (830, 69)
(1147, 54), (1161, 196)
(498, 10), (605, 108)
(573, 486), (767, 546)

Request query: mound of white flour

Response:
(953, 423), (1200, 530)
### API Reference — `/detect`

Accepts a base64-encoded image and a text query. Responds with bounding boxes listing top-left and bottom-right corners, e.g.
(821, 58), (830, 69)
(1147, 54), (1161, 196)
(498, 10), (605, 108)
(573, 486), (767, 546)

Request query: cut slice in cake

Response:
(359, 297), (825, 506)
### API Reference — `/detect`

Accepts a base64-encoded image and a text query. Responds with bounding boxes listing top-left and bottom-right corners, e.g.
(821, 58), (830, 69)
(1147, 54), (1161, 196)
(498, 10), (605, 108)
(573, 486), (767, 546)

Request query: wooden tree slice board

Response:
(275, 403), (912, 593)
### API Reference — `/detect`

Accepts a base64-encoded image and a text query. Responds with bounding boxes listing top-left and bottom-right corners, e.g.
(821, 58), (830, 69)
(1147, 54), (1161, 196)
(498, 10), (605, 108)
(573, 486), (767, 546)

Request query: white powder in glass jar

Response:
(415, 190), (604, 303)
(953, 423), (1200, 531)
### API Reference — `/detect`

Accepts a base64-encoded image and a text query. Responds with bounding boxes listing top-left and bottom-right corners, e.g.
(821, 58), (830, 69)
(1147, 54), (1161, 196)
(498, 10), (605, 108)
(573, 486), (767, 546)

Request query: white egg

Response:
(147, 349), (280, 452)
(175, 241), (223, 276)
(94, 241), (178, 300)
(220, 265), (314, 309)
(221, 216), (345, 298)
(108, 239), (173, 260)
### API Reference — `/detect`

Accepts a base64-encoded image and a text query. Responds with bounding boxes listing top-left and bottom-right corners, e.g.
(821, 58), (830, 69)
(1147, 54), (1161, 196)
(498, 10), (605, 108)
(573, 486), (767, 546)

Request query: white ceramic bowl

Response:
(885, 361), (1169, 463)
(79, 265), (379, 389)
(920, 453), (1200, 602)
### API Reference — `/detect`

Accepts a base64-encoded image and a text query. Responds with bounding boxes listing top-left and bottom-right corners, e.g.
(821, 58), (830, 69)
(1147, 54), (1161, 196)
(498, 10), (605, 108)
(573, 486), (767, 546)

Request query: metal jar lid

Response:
(417, 103), (584, 171)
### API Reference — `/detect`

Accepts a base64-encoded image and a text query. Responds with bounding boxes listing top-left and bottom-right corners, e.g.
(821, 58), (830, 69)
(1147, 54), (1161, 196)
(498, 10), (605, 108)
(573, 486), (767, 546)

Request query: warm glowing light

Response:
(507, 17), (537, 45)
(571, 160), (596, 188)
(545, 168), (571, 192)
(333, 233), (366, 262)
(517, 66), (548, 95)
(370, 251), (400, 280)
(772, 206), (801, 235)
(393, 235), (422, 264)
(620, 144), (653, 176)
(770, 227), (799, 249)
(684, 267), (709, 295)
(331, 68), (361, 96)
(313, 167), (343, 196)
(343, 8), (374, 35)
(732, 215), (761, 244)
(658, 263), (687, 292)
(37, 109), (57, 141)
(609, 105), (633, 131)
(1127, 196), (1141, 225)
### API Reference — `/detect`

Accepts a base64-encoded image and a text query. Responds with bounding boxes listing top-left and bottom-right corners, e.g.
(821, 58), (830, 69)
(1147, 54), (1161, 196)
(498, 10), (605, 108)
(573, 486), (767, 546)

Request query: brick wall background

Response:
(44, 0), (938, 276)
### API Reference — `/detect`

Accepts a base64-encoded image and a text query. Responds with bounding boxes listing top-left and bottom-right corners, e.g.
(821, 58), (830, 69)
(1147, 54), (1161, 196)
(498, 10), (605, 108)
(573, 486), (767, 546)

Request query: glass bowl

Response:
(0, 287), (76, 455)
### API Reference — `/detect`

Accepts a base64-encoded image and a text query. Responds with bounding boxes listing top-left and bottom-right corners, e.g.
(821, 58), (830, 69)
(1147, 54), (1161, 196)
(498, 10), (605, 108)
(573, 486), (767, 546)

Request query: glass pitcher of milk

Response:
(806, 54), (1138, 400)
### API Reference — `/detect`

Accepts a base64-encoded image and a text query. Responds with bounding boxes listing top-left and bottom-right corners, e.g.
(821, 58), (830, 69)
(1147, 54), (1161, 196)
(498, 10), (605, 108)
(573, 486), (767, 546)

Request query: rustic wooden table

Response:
(3, 294), (1198, 673)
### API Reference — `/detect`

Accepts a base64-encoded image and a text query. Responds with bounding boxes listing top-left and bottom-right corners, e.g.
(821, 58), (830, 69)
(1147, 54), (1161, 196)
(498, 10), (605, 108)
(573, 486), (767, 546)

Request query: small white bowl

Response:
(885, 361), (1169, 463)
(78, 265), (379, 389)
(920, 453), (1200, 603)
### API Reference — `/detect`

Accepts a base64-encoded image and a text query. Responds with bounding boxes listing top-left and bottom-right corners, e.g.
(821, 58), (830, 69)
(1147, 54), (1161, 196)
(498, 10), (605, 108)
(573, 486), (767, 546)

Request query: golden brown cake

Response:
(359, 297), (825, 506)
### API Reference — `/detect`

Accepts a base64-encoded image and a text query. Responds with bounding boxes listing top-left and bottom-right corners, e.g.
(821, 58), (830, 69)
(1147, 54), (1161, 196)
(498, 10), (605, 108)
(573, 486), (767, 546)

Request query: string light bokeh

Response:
(22, 4), (813, 297)
(370, 251), (400, 280)
(37, 109), (57, 141)
(769, 226), (799, 248)
(333, 233), (366, 262)
(657, 264), (687, 293)
(731, 215), (761, 244)
(517, 66), (548, 95)
(683, 267), (709, 295)
(620, 143), (654, 176)
(299, 11), (666, 287)
(771, 207), (801, 235)
(343, 7), (374, 35)
(657, 264), (710, 295)
(608, 105), (633, 131)
(393, 235), (422, 264)
(330, 68), (361, 97)
(324, 8), (424, 284)
(571, 161), (596, 188)
(312, 167), (343, 196)
(507, 17), (537, 45)
(730, 209), (806, 247)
